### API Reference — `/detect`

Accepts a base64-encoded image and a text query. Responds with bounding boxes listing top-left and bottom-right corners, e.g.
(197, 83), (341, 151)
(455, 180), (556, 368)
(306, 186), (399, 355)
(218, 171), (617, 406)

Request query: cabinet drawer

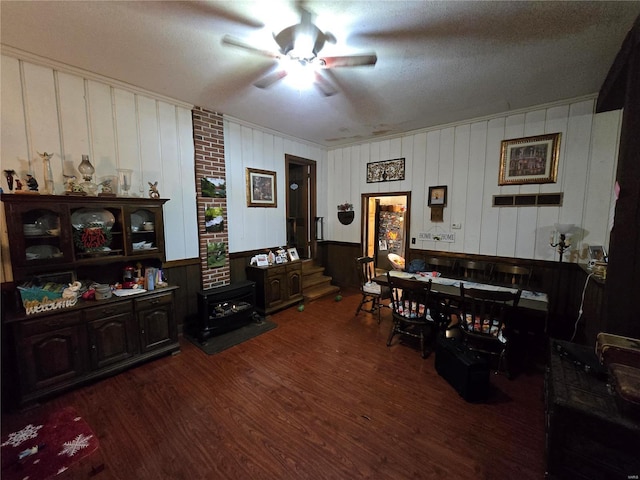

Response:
(84, 301), (133, 322)
(267, 265), (286, 276)
(134, 291), (173, 310)
(21, 311), (83, 337)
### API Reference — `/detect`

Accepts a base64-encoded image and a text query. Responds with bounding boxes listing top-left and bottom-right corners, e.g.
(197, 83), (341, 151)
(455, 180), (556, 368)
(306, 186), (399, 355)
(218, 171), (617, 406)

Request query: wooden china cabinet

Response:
(1, 194), (179, 409)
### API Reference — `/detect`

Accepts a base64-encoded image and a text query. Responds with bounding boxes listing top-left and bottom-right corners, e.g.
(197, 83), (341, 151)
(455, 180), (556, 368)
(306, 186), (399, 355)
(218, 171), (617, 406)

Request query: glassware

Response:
(78, 155), (98, 195)
(117, 169), (133, 197)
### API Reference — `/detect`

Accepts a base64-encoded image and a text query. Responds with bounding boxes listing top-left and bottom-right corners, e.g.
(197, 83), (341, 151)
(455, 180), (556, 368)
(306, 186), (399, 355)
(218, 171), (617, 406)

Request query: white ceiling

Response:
(2, 1), (639, 147)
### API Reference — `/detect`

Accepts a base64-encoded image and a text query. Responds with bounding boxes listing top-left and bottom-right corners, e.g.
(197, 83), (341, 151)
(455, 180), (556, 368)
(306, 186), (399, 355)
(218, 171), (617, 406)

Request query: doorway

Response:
(362, 192), (411, 271)
(286, 154), (317, 260)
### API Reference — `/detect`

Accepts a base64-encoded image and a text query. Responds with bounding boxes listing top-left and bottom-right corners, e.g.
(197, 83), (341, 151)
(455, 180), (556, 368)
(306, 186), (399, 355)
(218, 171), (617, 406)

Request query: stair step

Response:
(303, 274), (332, 288)
(304, 283), (340, 302)
(302, 264), (325, 276)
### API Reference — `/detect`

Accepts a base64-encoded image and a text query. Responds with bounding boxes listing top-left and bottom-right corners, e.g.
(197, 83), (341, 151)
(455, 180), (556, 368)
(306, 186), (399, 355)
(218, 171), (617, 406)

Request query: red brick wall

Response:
(192, 106), (230, 289)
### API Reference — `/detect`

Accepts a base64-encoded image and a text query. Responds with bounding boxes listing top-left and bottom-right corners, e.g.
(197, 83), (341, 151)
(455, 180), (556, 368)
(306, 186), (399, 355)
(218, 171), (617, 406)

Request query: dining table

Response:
(373, 270), (548, 314)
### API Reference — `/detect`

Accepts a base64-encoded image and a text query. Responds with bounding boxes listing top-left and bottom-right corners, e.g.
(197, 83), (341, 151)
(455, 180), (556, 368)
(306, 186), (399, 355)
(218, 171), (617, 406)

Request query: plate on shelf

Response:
(71, 208), (115, 230)
(26, 245), (62, 259)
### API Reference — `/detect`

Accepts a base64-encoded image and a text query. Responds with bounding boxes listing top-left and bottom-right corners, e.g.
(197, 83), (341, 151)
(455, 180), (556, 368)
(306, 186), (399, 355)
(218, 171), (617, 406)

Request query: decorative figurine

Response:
(148, 181), (160, 199)
(26, 174), (38, 191)
(4, 169), (16, 191)
(98, 178), (116, 197)
(15, 179), (23, 191)
(63, 174), (77, 193)
(38, 151), (55, 194)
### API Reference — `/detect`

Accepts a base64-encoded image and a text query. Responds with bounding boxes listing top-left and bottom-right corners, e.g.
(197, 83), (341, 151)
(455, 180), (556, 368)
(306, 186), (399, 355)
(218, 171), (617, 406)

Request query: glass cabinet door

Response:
(124, 206), (165, 257)
(69, 206), (122, 260)
(15, 206), (70, 267)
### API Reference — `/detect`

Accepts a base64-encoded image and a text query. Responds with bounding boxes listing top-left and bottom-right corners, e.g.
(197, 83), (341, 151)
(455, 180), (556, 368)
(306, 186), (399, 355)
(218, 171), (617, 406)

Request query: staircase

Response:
(301, 259), (340, 302)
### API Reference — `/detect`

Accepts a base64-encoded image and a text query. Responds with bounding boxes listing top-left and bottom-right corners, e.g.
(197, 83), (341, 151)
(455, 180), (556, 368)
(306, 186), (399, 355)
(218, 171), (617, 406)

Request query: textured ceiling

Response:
(1, 1), (639, 147)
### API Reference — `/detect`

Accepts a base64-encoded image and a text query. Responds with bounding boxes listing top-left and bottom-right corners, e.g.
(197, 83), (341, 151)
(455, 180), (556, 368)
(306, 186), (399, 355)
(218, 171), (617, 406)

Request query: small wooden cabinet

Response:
(246, 261), (303, 315)
(545, 340), (640, 478)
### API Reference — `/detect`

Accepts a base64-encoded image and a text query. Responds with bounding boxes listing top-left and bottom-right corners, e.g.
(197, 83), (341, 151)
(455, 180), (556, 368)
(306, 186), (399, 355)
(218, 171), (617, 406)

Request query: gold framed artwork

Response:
(428, 185), (447, 206)
(246, 168), (277, 207)
(499, 133), (561, 185)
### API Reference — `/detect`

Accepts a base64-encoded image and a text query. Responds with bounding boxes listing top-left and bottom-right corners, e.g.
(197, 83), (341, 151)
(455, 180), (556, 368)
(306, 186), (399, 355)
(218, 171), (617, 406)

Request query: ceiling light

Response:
(282, 58), (315, 90)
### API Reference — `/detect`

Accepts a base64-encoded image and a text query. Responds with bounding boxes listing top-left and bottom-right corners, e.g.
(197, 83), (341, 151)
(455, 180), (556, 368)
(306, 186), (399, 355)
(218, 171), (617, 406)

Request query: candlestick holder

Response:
(549, 223), (574, 262)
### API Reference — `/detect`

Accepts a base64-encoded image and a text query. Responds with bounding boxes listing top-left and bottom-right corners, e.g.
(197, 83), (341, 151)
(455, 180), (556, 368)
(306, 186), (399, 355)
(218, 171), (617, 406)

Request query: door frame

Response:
(360, 191), (411, 267)
(285, 154), (317, 260)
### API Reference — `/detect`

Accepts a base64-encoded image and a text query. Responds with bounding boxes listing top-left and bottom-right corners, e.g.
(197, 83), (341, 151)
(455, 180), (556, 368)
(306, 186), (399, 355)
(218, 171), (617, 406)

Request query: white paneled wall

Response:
(224, 117), (326, 253)
(327, 97), (621, 262)
(0, 52), (198, 262)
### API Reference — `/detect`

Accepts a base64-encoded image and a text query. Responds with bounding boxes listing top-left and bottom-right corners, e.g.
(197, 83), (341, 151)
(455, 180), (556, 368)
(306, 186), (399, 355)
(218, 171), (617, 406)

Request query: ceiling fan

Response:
(221, 5), (377, 96)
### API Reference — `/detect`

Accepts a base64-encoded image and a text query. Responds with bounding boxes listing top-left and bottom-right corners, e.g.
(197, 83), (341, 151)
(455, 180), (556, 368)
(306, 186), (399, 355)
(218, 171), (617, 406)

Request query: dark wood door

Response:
(88, 313), (137, 369)
(20, 325), (86, 392)
(136, 292), (177, 353)
(266, 274), (285, 309)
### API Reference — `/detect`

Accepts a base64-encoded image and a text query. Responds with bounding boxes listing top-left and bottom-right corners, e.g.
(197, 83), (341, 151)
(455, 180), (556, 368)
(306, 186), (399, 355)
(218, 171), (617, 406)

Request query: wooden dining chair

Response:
(355, 256), (390, 323)
(425, 256), (457, 276)
(386, 272), (444, 358)
(492, 264), (532, 289)
(457, 284), (522, 377)
(457, 259), (493, 282)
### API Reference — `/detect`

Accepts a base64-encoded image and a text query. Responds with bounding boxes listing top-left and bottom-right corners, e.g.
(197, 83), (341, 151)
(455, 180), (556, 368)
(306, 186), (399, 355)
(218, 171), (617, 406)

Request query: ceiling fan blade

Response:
(320, 54), (378, 69)
(221, 35), (281, 59)
(254, 69), (288, 89)
(314, 72), (338, 97)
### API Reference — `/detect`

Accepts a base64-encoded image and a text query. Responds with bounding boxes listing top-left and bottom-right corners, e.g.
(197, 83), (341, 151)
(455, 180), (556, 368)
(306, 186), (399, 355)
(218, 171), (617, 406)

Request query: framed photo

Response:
(287, 248), (300, 261)
(201, 177), (226, 198)
(255, 253), (269, 266)
(428, 185), (447, 206)
(366, 158), (405, 183)
(588, 245), (607, 262)
(246, 168), (277, 207)
(499, 133), (561, 185)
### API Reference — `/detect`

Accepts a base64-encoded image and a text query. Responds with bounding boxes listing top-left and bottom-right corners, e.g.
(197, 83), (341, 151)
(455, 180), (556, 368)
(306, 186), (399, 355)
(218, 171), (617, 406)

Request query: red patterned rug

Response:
(1, 406), (100, 480)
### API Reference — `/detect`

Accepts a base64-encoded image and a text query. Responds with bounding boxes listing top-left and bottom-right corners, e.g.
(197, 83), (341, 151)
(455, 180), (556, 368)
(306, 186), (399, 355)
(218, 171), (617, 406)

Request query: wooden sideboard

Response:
(4, 287), (179, 408)
(246, 261), (303, 315)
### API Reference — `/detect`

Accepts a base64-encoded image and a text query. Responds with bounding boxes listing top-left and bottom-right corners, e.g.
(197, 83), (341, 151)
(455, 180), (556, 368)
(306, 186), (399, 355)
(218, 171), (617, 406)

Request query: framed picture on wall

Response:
(499, 133), (561, 185)
(428, 185), (447, 206)
(246, 168), (277, 207)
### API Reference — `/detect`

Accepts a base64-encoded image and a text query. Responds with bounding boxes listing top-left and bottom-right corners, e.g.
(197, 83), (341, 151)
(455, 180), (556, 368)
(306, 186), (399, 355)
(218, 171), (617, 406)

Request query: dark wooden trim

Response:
(163, 258), (200, 268)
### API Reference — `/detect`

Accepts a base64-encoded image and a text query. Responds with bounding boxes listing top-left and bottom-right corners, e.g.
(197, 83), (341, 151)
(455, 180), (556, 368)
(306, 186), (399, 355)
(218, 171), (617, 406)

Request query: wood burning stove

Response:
(195, 281), (258, 342)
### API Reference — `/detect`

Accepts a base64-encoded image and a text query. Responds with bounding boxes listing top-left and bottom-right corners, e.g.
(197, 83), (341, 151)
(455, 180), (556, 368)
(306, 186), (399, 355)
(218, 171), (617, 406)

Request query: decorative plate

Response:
(71, 208), (115, 230)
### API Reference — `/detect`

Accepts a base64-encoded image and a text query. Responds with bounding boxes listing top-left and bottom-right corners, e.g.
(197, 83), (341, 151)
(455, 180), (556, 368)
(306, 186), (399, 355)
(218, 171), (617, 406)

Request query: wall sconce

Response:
(550, 223), (575, 262)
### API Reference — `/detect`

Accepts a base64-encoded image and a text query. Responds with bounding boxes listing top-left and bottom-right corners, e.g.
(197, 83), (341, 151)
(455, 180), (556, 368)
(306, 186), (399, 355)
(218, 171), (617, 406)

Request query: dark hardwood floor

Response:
(2, 290), (545, 479)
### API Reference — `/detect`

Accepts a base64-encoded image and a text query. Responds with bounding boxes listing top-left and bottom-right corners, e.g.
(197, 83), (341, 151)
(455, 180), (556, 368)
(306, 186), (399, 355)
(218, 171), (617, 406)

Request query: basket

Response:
(18, 282), (77, 315)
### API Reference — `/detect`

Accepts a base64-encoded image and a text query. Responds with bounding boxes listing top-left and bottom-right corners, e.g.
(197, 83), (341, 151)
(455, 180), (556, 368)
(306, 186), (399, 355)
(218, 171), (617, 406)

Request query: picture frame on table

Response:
(588, 245), (607, 262)
(428, 185), (447, 206)
(246, 168), (277, 207)
(499, 133), (561, 185)
(255, 254), (269, 267)
(287, 248), (300, 261)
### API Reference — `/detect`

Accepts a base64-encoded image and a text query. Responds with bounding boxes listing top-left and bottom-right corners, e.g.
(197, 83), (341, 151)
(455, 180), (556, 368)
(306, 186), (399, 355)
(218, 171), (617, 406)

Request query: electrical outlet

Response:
(452, 223), (462, 229)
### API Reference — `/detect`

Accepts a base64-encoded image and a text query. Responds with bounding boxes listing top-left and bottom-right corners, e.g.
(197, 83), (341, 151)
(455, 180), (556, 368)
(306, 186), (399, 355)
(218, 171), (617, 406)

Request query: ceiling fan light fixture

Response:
(290, 32), (316, 61)
(282, 57), (316, 90)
